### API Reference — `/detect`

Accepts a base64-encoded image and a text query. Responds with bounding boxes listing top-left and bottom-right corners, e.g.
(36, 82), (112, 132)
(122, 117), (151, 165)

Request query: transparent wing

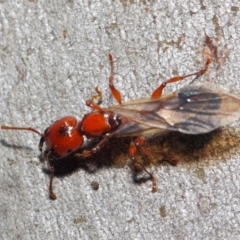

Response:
(108, 83), (240, 136)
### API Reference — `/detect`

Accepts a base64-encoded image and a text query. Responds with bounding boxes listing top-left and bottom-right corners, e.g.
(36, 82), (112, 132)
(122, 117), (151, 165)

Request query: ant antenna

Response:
(1, 126), (44, 137)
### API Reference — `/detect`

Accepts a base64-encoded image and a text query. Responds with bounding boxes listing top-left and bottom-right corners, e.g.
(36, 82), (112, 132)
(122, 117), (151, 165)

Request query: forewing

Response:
(109, 84), (240, 135)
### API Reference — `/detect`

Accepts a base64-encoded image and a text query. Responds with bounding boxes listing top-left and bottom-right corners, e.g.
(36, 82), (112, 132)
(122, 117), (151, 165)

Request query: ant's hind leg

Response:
(108, 54), (122, 104)
(151, 37), (217, 99)
(129, 138), (157, 193)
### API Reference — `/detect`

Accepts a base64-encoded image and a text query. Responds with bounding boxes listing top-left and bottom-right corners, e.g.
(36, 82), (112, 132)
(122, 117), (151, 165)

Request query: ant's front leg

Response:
(74, 135), (110, 158)
(45, 151), (57, 200)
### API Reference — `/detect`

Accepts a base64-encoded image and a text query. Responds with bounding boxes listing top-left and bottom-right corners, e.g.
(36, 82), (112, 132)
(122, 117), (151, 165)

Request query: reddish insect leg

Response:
(151, 38), (216, 99)
(75, 135), (110, 158)
(129, 137), (157, 193)
(86, 86), (103, 111)
(45, 151), (57, 200)
(39, 136), (57, 199)
(108, 54), (122, 104)
(134, 136), (152, 155)
(86, 54), (122, 109)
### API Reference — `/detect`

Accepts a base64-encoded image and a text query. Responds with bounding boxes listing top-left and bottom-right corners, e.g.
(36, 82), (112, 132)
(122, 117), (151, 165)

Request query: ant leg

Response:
(151, 37), (217, 99)
(86, 86), (103, 111)
(204, 36), (217, 61)
(163, 158), (178, 166)
(46, 151), (57, 200)
(86, 54), (122, 110)
(129, 138), (157, 192)
(108, 54), (122, 104)
(135, 137), (178, 166)
(134, 136), (151, 155)
(74, 136), (110, 158)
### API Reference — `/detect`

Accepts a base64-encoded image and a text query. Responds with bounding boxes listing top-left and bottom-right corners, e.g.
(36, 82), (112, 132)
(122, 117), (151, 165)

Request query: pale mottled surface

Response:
(1, 0), (240, 239)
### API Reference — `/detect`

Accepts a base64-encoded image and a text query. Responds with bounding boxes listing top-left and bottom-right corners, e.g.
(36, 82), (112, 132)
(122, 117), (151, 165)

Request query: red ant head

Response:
(2, 116), (84, 159)
(42, 116), (84, 158)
